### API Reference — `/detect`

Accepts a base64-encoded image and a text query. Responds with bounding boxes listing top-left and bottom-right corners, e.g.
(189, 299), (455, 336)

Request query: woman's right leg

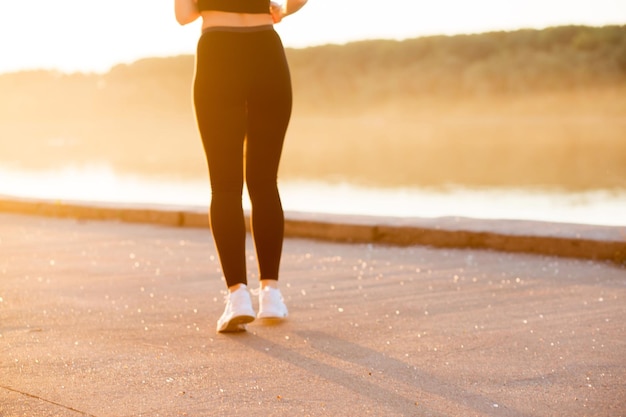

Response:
(193, 31), (248, 289)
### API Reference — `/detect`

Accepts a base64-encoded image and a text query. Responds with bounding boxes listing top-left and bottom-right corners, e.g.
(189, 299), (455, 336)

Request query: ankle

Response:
(228, 283), (247, 293)
(260, 279), (279, 290)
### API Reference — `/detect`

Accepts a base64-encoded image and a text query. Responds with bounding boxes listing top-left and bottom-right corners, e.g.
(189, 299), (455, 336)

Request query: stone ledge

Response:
(1, 196), (624, 264)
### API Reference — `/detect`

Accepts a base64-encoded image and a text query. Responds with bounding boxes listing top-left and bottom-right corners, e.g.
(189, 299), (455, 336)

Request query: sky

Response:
(0, 0), (624, 74)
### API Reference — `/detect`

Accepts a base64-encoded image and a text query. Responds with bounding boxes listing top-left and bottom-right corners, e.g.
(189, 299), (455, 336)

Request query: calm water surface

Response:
(1, 166), (625, 227)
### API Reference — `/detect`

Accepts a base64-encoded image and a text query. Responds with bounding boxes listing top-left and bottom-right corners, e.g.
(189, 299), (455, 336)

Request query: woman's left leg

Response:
(245, 29), (293, 282)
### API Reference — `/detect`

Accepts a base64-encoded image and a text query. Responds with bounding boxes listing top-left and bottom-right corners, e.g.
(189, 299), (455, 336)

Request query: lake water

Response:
(1, 166), (625, 227)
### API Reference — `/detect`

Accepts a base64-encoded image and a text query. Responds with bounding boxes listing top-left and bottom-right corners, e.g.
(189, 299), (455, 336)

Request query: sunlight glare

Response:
(1, 167), (625, 226)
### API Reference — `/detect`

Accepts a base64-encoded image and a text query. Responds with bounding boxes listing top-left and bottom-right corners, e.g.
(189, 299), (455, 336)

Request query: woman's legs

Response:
(194, 28), (292, 290)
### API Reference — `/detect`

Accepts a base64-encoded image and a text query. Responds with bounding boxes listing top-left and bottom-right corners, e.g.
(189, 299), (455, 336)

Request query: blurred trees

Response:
(1, 25), (624, 189)
(286, 25), (626, 108)
(2, 25), (623, 112)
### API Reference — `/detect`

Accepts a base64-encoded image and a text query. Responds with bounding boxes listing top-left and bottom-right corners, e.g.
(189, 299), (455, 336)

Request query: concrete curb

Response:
(1, 196), (625, 265)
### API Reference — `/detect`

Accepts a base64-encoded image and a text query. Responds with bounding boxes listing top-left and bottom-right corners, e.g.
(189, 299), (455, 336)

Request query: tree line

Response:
(286, 24), (626, 107)
(0, 25), (623, 189)
(1, 25), (624, 114)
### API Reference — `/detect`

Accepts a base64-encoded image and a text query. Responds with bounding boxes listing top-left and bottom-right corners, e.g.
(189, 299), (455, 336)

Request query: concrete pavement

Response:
(1, 211), (625, 416)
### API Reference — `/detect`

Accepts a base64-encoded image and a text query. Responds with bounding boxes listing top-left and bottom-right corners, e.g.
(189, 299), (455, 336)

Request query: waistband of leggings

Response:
(201, 24), (274, 35)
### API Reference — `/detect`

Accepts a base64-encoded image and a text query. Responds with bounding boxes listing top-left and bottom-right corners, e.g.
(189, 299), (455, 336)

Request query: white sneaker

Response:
(257, 287), (288, 320)
(216, 284), (256, 333)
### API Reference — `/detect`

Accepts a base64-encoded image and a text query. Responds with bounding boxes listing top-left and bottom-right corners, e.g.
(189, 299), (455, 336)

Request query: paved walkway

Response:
(1, 212), (625, 416)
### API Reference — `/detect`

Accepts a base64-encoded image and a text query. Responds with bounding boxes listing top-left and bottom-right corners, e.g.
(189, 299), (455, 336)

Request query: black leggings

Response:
(193, 26), (292, 288)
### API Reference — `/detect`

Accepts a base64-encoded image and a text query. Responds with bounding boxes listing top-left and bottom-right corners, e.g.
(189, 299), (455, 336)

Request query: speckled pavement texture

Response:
(1, 212), (625, 416)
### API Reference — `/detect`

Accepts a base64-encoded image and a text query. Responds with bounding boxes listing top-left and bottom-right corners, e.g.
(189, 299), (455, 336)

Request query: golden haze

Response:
(0, 25), (624, 190)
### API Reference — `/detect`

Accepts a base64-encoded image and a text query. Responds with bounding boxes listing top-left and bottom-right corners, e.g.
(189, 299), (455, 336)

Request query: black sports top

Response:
(196, 0), (270, 14)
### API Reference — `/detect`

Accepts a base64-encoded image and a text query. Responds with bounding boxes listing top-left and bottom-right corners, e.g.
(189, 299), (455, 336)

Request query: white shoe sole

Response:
(257, 310), (288, 320)
(217, 314), (255, 333)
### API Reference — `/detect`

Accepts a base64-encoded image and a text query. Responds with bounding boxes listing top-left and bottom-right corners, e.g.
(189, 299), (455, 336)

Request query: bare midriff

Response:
(200, 11), (273, 29)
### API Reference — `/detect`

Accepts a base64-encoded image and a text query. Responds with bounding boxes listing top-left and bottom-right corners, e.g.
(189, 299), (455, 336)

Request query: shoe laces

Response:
(223, 285), (249, 304)
(251, 287), (282, 297)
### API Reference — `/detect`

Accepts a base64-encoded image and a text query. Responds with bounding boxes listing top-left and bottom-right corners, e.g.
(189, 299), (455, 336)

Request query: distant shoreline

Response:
(0, 166), (625, 227)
